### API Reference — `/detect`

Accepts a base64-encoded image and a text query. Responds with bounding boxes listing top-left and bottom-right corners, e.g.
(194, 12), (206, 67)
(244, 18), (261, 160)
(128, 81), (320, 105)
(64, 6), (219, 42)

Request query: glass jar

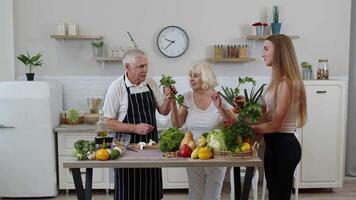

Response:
(317, 59), (329, 80)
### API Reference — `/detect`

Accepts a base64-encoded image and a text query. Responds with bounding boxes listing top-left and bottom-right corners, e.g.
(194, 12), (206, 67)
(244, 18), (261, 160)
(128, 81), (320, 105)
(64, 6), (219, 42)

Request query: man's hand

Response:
(134, 123), (155, 135)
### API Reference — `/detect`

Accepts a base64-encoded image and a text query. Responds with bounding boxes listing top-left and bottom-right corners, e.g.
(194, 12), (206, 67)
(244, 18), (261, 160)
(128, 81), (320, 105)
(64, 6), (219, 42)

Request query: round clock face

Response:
(157, 26), (189, 58)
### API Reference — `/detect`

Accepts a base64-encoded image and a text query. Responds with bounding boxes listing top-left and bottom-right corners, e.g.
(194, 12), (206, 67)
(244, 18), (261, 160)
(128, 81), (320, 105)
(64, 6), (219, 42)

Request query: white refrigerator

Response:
(0, 81), (63, 197)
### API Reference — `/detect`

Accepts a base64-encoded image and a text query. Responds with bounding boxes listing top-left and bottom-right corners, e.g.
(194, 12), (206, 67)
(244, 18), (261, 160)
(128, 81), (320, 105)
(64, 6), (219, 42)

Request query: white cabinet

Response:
(162, 168), (189, 189)
(296, 80), (347, 188)
(57, 131), (110, 193)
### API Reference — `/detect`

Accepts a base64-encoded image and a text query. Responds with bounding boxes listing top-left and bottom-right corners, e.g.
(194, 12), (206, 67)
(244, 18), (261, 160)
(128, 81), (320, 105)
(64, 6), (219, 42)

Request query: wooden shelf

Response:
(50, 35), (103, 40)
(208, 57), (256, 63)
(93, 57), (122, 61)
(246, 35), (300, 40)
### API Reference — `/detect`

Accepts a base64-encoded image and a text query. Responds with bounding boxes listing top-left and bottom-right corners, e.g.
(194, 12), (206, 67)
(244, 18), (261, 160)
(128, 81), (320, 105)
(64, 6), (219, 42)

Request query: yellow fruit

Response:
(198, 136), (207, 147)
(191, 147), (200, 159)
(241, 142), (251, 152)
(198, 146), (213, 160)
(96, 148), (110, 160)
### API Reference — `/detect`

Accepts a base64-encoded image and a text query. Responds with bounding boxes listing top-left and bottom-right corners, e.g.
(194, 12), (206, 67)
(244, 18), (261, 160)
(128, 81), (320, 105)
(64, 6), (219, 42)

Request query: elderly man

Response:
(103, 48), (171, 200)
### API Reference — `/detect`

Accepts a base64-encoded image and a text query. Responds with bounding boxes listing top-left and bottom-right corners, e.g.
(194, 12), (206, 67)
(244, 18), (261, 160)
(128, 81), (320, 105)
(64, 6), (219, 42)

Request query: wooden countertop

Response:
(63, 149), (262, 168)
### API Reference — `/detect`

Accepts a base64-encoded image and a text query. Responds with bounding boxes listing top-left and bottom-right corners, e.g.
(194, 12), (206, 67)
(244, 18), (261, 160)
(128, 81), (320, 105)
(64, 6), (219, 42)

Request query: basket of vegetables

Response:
(217, 76), (266, 159)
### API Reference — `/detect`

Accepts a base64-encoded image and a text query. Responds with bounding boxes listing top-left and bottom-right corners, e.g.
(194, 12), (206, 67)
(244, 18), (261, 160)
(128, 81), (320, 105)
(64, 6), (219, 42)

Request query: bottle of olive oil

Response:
(96, 110), (108, 137)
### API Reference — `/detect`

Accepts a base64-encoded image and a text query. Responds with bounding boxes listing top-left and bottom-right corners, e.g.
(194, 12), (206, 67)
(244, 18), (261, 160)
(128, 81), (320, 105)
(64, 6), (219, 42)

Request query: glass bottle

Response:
(317, 59), (329, 80)
(96, 110), (108, 137)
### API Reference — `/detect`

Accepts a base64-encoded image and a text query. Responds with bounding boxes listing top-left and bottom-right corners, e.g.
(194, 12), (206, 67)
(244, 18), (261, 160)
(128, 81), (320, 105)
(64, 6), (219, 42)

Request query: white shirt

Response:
(183, 91), (233, 141)
(103, 74), (165, 121)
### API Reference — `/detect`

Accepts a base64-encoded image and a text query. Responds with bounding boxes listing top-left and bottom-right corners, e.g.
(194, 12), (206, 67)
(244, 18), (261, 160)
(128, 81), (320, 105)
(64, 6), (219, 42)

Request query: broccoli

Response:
(159, 128), (184, 152)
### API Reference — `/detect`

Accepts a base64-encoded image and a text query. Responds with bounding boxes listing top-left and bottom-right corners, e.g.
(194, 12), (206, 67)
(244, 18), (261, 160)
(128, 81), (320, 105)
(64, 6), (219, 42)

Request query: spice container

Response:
(317, 59), (329, 80)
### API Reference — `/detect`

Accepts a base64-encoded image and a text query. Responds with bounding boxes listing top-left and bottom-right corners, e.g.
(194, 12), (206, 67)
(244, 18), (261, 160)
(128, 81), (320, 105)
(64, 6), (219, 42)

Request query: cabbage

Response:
(207, 129), (227, 151)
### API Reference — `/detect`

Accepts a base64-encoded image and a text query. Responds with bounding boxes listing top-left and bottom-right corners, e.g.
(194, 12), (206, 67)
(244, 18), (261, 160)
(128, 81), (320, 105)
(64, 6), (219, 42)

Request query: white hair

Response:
(122, 48), (146, 66)
(190, 63), (218, 89)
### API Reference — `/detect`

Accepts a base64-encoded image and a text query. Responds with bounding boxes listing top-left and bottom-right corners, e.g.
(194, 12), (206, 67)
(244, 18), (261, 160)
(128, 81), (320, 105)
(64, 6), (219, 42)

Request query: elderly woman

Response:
(169, 63), (235, 200)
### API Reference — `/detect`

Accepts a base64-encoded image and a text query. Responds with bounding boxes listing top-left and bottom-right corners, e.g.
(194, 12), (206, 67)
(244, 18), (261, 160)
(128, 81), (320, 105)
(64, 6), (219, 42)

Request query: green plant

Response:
(159, 74), (188, 109)
(126, 31), (138, 47)
(301, 62), (312, 70)
(220, 76), (266, 123)
(91, 39), (104, 48)
(67, 109), (80, 124)
(17, 51), (43, 73)
(272, 5), (279, 23)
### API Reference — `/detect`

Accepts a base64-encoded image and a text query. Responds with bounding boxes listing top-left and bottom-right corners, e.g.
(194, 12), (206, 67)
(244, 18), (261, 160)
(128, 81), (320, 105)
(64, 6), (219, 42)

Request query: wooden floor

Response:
(2, 179), (356, 200)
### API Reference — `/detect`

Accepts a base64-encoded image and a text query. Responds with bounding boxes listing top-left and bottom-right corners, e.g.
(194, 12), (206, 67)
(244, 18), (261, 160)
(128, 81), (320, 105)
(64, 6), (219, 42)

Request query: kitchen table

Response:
(63, 148), (262, 200)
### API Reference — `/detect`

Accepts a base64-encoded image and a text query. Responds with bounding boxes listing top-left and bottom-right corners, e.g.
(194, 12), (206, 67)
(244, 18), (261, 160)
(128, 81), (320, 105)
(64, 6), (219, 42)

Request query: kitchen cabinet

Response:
(56, 126), (110, 194)
(162, 168), (189, 189)
(295, 80), (347, 188)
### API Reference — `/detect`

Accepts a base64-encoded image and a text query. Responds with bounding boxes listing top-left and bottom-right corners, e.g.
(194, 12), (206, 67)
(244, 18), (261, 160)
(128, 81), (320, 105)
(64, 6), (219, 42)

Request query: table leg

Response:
(233, 167), (241, 200)
(71, 168), (85, 200)
(241, 167), (255, 200)
(114, 168), (119, 200)
(85, 168), (93, 200)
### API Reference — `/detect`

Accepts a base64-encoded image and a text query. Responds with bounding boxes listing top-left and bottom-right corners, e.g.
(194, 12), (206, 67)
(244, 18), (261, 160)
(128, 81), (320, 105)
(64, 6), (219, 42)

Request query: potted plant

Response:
(92, 39), (104, 57)
(252, 22), (268, 36)
(17, 51), (43, 81)
(301, 61), (313, 80)
(270, 5), (281, 35)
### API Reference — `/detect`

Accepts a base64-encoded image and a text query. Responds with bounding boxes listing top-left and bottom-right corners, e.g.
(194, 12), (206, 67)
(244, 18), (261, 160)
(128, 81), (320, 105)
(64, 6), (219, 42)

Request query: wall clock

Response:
(157, 26), (189, 58)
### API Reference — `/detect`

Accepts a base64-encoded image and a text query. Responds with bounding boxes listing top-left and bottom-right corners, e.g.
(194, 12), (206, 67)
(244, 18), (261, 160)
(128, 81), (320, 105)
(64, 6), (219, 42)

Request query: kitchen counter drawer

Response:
(58, 156), (109, 190)
(58, 132), (97, 156)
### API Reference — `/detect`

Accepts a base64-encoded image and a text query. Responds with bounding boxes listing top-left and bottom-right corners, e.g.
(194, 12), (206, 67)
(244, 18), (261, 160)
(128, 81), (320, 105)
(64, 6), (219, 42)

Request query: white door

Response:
(300, 85), (340, 183)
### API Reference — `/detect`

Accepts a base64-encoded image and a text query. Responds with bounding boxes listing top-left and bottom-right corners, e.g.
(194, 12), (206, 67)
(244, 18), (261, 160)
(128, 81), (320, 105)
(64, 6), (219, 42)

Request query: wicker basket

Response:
(213, 141), (259, 160)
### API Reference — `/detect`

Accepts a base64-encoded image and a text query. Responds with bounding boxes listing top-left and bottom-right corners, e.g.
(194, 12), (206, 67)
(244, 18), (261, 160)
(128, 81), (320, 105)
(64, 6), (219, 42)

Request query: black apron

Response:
(114, 76), (163, 200)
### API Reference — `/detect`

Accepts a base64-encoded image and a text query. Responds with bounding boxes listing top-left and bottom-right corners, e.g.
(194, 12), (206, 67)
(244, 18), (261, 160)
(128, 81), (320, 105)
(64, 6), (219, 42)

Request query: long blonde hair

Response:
(266, 34), (307, 127)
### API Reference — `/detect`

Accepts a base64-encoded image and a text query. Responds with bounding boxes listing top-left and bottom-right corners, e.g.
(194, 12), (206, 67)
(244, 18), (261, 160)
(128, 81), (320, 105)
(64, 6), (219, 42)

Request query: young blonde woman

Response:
(169, 63), (235, 200)
(251, 34), (307, 200)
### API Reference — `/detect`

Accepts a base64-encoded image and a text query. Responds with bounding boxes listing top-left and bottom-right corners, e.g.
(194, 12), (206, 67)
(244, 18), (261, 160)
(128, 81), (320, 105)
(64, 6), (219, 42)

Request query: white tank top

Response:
(183, 91), (233, 141)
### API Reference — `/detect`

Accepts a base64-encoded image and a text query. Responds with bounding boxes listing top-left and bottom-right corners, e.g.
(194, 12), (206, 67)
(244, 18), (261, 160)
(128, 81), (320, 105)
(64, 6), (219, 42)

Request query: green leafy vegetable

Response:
(159, 74), (188, 109)
(73, 140), (96, 160)
(67, 109), (80, 124)
(159, 128), (185, 152)
(207, 129), (227, 151)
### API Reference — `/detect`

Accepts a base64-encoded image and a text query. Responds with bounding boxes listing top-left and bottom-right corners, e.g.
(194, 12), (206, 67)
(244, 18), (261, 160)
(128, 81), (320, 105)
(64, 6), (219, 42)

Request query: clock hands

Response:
(165, 38), (175, 43)
(164, 39), (175, 50)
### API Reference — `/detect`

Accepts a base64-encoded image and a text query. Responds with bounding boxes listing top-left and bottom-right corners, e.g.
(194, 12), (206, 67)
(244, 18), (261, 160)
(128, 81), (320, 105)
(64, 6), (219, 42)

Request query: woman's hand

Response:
(211, 91), (223, 110)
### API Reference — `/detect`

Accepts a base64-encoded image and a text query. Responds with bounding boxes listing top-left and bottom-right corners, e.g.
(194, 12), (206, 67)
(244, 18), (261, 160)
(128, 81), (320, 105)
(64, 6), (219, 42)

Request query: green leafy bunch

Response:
(301, 62), (312, 69)
(67, 109), (80, 124)
(222, 123), (254, 152)
(73, 140), (96, 160)
(91, 39), (104, 48)
(220, 76), (266, 123)
(272, 5), (279, 23)
(159, 74), (188, 109)
(159, 128), (185, 152)
(126, 31), (138, 47)
(17, 51), (43, 73)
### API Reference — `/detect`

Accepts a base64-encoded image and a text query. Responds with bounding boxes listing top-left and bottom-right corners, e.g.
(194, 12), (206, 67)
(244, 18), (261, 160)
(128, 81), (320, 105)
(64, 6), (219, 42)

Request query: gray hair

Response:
(190, 63), (218, 89)
(122, 48), (146, 66)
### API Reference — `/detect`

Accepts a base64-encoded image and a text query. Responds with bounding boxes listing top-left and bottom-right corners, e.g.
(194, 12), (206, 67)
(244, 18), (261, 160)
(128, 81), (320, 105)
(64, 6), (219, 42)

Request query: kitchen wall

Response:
(0, 0), (15, 81)
(12, 0), (351, 79)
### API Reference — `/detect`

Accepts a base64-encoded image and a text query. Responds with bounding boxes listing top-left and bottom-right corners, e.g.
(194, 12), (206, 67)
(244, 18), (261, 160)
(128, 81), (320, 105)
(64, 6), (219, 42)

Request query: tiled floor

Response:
(2, 180), (356, 200)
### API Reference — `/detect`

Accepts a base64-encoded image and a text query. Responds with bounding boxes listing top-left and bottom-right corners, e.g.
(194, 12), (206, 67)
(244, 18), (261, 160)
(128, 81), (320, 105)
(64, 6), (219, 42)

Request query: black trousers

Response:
(264, 132), (301, 200)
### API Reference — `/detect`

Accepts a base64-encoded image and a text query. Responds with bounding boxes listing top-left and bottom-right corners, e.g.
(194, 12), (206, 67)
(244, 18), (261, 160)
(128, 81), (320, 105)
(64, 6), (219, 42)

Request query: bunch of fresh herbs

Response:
(159, 74), (188, 109)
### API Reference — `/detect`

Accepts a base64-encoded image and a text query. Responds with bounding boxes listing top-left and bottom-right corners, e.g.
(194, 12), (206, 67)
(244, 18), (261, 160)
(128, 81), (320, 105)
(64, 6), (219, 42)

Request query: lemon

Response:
(198, 146), (213, 160)
(96, 148), (110, 160)
(241, 142), (251, 152)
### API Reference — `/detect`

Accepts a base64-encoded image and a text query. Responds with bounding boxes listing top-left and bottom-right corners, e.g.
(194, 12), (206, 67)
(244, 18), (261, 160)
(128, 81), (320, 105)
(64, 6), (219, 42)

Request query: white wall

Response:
(346, 0), (356, 176)
(0, 0), (15, 81)
(12, 0), (351, 78)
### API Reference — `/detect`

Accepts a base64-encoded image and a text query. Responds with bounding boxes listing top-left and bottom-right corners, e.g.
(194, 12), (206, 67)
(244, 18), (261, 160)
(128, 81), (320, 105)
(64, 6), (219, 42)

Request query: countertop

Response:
(63, 148), (262, 168)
